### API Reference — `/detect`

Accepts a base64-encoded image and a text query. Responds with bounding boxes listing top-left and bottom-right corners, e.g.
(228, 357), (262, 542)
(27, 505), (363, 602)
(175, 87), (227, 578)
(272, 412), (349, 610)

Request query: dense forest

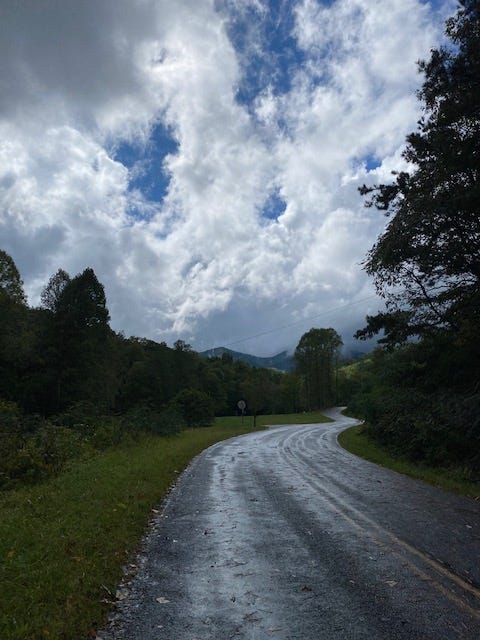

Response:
(347, 1), (480, 479)
(1, 250), (339, 488)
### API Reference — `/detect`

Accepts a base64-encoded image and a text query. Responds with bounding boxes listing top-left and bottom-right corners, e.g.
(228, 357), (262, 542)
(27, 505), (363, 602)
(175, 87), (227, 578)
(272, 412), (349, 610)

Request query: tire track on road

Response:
(271, 421), (480, 621)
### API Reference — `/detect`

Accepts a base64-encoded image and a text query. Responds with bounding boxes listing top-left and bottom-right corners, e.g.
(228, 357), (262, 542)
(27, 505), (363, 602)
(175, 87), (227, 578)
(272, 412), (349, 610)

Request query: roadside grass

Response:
(338, 424), (480, 500)
(215, 411), (333, 429)
(257, 411), (333, 425)
(0, 412), (329, 640)
(0, 421), (255, 639)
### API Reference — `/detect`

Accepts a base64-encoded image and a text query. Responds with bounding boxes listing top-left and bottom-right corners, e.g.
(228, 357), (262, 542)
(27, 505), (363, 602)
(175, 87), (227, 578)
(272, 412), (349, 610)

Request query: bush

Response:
(0, 398), (24, 431)
(148, 406), (185, 436)
(122, 405), (184, 436)
(0, 400), (129, 489)
(52, 401), (102, 436)
(362, 388), (480, 477)
(173, 389), (215, 428)
(0, 400), (41, 488)
(54, 404), (131, 448)
(0, 418), (85, 489)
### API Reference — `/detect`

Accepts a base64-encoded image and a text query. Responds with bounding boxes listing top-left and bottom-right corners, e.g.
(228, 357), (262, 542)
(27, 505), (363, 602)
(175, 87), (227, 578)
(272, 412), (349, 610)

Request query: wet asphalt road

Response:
(102, 408), (480, 639)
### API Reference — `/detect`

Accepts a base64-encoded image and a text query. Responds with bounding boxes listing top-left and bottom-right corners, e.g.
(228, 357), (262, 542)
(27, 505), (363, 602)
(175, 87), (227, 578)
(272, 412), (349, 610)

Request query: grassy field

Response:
(338, 424), (480, 500)
(0, 412), (328, 640)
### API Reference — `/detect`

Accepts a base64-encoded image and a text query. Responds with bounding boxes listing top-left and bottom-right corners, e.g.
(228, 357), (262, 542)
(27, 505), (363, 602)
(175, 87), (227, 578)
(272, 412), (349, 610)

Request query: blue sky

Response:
(114, 122), (179, 208)
(0, 0), (455, 355)
(224, 0), (306, 104)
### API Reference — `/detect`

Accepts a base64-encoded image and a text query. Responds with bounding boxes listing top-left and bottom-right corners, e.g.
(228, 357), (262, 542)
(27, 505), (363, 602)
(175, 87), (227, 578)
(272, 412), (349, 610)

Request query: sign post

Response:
(237, 400), (246, 425)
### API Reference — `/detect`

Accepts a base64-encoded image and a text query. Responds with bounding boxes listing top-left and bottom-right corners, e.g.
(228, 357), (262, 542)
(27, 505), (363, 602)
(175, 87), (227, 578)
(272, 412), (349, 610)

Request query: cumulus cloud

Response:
(0, 0), (455, 355)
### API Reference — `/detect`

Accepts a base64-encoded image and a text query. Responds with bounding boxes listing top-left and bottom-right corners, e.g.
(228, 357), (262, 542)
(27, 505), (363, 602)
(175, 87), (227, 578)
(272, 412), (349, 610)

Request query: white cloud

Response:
(0, 0), (455, 354)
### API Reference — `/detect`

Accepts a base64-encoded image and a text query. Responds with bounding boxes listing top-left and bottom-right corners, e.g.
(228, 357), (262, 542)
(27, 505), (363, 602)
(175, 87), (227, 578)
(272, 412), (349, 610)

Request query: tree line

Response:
(0, 249), (344, 487)
(348, 1), (480, 479)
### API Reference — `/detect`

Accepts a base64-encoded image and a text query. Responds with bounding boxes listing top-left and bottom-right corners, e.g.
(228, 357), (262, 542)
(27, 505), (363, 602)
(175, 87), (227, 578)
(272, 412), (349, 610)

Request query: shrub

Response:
(122, 405), (184, 436)
(148, 406), (185, 435)
(173, 389), (215, 428)
(0, 419), (85, 489)
(363, 389), (480, 478)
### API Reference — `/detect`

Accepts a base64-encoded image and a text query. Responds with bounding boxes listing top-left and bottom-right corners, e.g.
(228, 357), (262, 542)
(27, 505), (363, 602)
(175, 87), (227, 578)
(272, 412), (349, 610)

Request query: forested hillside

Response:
(200, 347), (294, 372)
(349, 0), (480, 479)
(1, 250), (333, 488)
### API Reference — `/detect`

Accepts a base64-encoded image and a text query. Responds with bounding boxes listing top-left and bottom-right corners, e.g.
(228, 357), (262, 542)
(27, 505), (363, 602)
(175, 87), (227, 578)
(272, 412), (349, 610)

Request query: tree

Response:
(173, 388), (214, 428)
(40, 269), (70, 312)
(295, 328), (342, 409)
(0, 249), (26, 305)
(0, 251), (29, 402)
(173, 339), (192, 352)
(55, 267), (110, 332)
(278, 371), (304, 414)
(357, 1), (480, 345)
(197, 359), (228, 415)
(50, 268), (114, 412)
(239, 367), (279, 424)
(118, 338), (174, 412)
(171, 339), (199, 391)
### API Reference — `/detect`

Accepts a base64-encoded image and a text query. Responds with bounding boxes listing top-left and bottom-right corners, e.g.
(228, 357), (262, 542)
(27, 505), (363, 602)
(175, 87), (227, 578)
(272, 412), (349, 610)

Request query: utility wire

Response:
(205, 294), (379, 352)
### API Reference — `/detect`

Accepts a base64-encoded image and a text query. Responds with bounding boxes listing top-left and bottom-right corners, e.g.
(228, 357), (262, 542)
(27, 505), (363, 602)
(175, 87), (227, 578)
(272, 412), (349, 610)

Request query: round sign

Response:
(237, 400), (246, 410)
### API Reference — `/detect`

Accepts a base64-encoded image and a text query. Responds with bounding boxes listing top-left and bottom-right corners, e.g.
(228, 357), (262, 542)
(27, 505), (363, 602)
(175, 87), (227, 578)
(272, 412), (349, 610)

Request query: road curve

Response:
(102, 409), (480, 639)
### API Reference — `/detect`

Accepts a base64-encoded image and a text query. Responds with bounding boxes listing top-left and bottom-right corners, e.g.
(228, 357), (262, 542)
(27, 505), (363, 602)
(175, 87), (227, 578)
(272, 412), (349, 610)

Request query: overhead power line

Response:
(206, 294), (379, 352)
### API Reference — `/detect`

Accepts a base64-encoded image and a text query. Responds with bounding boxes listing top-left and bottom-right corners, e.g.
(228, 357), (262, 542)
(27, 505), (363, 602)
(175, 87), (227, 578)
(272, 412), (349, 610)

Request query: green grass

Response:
(258, 411), (333, 425)
(216, 411), (333, 428)
(338, 424), (480, 500)
(0, 421), (253, 639)
(0, 412), (329, 639)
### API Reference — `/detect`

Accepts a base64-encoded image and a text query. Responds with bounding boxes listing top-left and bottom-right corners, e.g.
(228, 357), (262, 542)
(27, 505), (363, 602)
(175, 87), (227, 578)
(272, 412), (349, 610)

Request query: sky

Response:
(0, 0), (456, 356)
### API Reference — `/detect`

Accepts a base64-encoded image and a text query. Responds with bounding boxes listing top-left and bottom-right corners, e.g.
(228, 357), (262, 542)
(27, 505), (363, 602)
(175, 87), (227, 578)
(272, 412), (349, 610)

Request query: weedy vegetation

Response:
(338, 424), (480, 500)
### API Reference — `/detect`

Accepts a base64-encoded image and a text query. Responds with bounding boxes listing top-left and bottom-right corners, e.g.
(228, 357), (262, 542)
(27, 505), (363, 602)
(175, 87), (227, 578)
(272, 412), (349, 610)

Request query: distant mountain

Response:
(199, 346), (295, 372)
(342, 348), (369, 361)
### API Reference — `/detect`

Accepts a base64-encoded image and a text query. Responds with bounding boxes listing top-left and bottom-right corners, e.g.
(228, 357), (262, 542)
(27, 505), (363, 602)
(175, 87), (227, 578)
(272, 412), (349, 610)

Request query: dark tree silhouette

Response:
(295, 328), (342, 409)
(357, 0), (480, 344)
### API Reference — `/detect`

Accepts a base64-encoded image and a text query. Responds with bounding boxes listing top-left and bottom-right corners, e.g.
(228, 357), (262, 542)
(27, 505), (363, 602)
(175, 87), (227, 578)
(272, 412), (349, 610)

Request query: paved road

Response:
(102, 409), (480, 639)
